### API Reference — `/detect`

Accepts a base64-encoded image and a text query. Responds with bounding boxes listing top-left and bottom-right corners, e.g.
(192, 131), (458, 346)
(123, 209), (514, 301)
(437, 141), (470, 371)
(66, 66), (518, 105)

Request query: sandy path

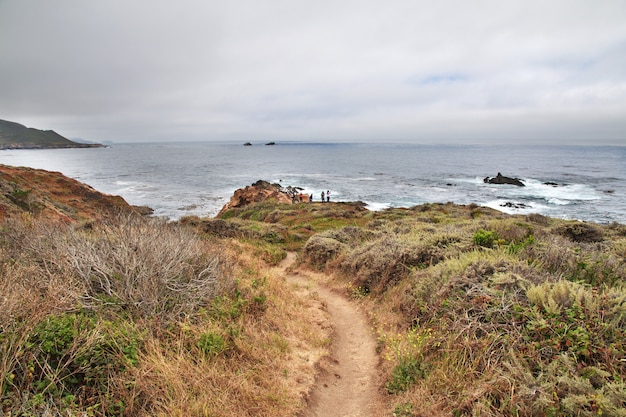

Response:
(279, 253), (384, 417)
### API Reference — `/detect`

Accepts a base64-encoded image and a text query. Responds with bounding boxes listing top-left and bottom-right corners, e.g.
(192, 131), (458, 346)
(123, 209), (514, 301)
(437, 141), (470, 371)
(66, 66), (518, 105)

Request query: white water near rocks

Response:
(0, 142), (624, 224)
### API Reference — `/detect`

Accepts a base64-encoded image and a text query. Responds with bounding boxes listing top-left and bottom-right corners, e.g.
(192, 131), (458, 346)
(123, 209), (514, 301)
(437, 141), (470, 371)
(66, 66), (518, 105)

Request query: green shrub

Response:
(473, 229), (498, 248)
(12, 312), (142, 414)
(386, 357), (428, 394)
(197, 332), (227, 356)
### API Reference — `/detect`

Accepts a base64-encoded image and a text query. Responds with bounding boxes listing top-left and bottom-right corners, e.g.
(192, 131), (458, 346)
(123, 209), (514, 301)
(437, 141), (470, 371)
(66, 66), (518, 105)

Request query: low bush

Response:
(473, 228), (498, 248)
(303, 235), (347, 268)
(31, 214), (230, 320)
(556, 221), (604, 243)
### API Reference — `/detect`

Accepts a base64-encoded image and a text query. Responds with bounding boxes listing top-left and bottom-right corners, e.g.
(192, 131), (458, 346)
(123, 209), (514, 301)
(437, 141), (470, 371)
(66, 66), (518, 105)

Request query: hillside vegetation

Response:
(214, 200), (626, 416)
(0, 170), (324, 416)
(2, 167), (626, 416)
(0, 119), (101, 149)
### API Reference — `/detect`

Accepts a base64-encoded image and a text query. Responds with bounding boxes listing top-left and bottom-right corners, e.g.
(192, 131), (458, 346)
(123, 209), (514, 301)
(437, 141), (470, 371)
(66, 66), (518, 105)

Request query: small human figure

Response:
(321, 191), (325, 202)
(326, 190), (330, 202)
(309, 194), (313, 203)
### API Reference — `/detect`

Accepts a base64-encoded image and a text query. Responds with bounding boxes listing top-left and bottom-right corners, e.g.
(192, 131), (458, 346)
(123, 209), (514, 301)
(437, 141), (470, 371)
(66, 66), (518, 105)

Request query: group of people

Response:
(296, 190), (332, 203)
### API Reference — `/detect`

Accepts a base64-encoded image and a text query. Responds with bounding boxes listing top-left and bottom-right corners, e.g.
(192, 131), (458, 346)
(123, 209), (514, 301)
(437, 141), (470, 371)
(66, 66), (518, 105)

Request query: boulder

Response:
(217, 180), (292, 216)
(483, 172), (525, 187)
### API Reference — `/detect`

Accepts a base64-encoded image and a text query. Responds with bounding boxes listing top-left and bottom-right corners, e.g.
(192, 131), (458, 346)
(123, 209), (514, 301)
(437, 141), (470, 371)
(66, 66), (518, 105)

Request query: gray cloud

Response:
(1, 0), (625, 143)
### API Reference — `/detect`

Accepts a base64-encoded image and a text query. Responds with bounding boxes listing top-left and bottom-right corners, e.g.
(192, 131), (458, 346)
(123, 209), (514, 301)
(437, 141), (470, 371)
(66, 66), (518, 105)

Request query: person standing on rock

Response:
(326, 190), (330, 202)
(321, 191), (325, 202)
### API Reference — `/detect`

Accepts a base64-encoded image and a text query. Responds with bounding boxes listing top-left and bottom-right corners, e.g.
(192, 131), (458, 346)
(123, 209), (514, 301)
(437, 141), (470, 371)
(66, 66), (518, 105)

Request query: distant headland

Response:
(0, 119), (103, 150)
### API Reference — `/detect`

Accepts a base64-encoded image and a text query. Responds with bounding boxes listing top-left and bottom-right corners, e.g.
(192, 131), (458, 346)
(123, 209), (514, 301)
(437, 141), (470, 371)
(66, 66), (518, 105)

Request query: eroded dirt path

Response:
(279, 253), (385, 417)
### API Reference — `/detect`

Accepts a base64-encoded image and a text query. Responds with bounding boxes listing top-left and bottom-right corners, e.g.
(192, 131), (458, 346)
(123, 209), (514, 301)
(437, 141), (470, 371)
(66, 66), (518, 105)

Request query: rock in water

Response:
(483, 172), (525, 187)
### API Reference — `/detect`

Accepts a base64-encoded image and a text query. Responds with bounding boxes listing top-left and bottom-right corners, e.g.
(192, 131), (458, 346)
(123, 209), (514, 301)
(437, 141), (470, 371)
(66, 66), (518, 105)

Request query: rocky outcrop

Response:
(217, 180), (292, 217)
(483, 173), (525, 187)
(0, 164), (139, 223)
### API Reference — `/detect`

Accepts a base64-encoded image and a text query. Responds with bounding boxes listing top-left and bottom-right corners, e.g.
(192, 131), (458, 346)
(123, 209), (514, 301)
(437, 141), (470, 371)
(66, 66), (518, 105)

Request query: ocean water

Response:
(0, 142), (624, 224)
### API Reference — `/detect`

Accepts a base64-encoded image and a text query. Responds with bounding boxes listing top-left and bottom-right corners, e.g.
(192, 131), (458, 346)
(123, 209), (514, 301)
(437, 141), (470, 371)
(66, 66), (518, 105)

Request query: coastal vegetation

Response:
(216, 200), (626, 416)
(1, 168), (625, 416)
(0, 213), (327, 416)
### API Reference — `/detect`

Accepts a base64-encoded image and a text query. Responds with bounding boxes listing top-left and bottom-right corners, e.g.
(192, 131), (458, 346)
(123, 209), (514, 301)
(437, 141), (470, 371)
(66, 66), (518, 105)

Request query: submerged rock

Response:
(500, 201), (531, 209)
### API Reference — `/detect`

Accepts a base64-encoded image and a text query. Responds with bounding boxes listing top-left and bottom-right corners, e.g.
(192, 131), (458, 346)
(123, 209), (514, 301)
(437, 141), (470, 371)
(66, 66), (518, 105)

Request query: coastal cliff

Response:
(0, 119), (102, 149)
(0, 164), (140, 222)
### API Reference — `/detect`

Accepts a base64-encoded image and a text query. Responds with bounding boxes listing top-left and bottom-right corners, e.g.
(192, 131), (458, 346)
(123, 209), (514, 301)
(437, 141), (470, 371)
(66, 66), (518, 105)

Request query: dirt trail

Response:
(279, 253), (384, 417)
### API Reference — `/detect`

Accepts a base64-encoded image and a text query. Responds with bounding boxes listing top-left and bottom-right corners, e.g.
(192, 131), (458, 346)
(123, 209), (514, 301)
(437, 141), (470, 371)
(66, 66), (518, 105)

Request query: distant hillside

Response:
(0, 119), (102, 149)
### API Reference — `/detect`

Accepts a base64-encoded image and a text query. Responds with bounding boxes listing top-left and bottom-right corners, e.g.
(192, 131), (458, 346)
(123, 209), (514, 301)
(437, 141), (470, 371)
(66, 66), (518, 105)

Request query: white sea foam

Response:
(517, 179), (602, 202)
(365, 202), (390, 211)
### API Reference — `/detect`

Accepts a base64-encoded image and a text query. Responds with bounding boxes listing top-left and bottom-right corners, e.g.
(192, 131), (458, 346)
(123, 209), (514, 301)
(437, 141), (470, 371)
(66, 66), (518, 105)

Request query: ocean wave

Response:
(511, 179), (602, 202)
(365, 201), (390, 211)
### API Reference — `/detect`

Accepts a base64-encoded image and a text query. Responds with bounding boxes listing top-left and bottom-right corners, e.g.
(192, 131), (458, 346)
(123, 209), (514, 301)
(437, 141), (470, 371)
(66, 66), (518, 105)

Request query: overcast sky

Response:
(1, 0), (625, 144)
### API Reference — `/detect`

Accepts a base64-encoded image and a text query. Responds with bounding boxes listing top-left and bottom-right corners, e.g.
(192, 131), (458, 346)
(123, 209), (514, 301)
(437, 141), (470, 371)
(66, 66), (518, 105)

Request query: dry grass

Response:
(0, 214), (323, 416)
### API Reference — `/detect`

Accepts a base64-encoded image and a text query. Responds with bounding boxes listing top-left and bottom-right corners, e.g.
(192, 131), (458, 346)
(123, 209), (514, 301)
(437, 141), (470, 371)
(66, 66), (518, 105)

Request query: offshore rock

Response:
(483, 172), (525, 187)
(217, 180), (292, 217)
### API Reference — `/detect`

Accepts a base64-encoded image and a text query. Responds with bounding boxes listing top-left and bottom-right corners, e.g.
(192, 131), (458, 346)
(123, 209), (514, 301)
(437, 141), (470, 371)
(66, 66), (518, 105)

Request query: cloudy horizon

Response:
(1, 0), (625, 145)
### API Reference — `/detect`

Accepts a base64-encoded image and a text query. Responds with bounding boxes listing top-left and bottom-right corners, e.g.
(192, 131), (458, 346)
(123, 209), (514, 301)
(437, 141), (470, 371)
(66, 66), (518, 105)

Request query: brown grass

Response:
(0, 214), (324, 416)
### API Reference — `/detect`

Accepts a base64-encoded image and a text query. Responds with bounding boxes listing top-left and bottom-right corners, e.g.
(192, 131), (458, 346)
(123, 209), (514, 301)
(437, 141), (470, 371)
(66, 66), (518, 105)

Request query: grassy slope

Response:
(0, 169), (326, 416)
(1, 215), (327, 416)
(215, 201), (626, 416)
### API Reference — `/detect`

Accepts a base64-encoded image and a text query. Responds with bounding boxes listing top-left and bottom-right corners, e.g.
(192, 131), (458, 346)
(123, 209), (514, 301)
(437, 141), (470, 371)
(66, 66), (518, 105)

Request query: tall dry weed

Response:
(24, 214), (232, 320)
